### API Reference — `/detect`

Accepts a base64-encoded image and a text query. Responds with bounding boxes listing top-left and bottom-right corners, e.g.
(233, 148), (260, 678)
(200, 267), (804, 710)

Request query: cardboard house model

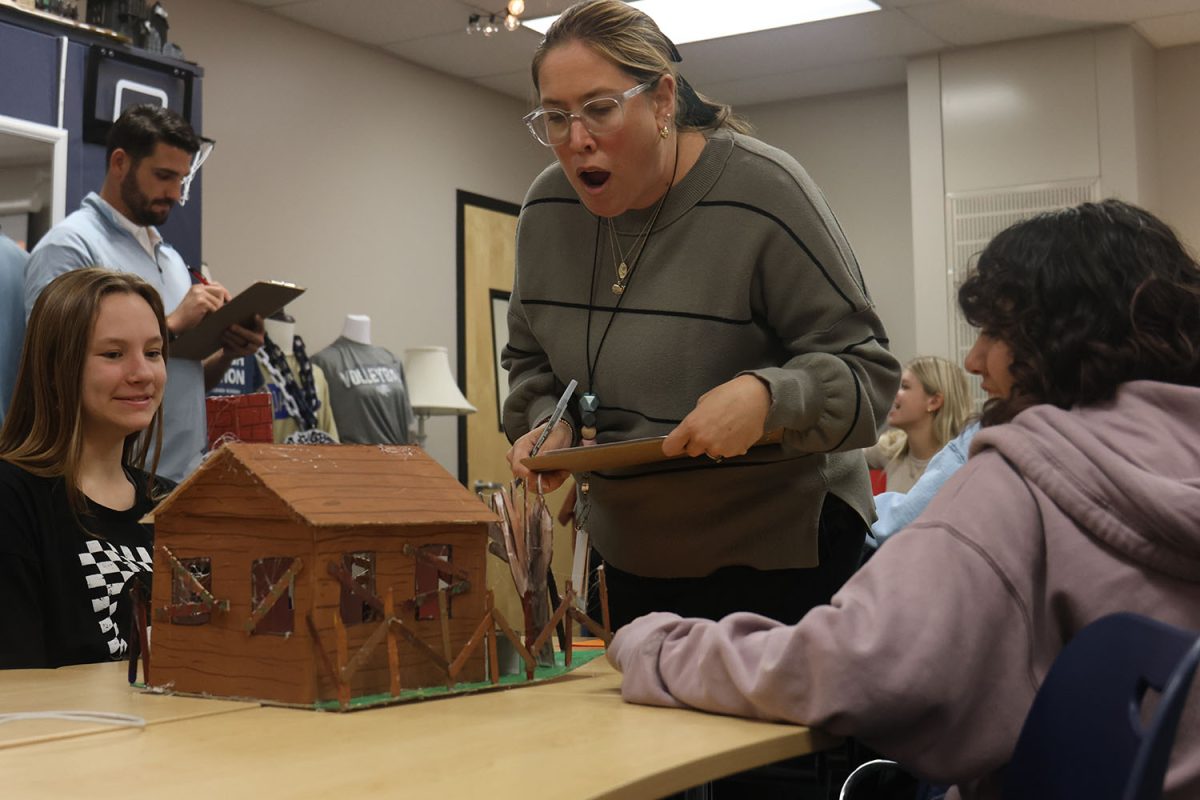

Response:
(145, 443), (497, 708)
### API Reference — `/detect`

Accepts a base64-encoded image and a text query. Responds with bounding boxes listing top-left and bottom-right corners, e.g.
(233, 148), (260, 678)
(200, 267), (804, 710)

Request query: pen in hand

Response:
(529, 379), (578, 459)
(516, 378), (578, 490)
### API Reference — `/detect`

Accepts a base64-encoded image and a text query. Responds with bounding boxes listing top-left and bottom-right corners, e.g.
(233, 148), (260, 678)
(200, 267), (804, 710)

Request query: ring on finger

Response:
(707, 453), (724, 463)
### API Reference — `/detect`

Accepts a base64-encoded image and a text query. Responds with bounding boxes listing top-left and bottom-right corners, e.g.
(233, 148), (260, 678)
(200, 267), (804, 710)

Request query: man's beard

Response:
(120, 168), (173, 226)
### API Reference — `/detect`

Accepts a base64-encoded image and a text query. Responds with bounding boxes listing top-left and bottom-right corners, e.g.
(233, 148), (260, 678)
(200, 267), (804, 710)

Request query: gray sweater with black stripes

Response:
(503, 129), (900, 578)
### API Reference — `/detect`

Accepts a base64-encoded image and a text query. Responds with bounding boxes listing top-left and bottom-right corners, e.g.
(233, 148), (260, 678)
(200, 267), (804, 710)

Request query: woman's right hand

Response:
(505, 420), (573, 492)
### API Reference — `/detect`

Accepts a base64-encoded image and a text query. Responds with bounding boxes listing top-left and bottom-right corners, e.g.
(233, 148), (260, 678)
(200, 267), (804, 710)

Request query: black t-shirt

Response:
(0, 461), (172, 668)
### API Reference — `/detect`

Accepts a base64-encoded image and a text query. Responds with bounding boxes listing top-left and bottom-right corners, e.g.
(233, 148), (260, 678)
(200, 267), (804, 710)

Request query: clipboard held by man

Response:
(170, 280), (305, 360)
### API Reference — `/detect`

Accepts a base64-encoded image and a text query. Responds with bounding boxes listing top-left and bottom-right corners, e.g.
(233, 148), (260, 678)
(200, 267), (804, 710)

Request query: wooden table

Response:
(1, 658), (838, 798)
(0, 662), (256, 750)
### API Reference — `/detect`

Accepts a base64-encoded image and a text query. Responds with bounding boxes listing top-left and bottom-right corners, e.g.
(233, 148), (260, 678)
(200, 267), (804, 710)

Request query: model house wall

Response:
(149, 444), (492, 706)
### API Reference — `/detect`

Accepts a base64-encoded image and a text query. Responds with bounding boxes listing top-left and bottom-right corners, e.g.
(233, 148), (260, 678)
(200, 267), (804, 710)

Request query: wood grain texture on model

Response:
(145, 443), (494, 708)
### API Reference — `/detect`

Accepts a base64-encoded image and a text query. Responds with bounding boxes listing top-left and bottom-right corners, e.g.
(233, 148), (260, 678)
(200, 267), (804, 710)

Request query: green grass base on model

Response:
(312, 648), (606, 711)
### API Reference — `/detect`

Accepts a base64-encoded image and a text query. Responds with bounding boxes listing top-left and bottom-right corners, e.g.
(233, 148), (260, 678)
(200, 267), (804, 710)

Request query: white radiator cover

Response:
(945, 179), (1100, 407)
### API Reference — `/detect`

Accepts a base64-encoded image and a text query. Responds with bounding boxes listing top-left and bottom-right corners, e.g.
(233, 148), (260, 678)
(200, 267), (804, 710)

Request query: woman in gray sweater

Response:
(503, 0), (899, 629)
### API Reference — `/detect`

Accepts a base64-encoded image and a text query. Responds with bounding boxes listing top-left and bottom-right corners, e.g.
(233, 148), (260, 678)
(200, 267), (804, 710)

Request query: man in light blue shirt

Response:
(24, 105), (262, 481)
(0, 231), (28, 424)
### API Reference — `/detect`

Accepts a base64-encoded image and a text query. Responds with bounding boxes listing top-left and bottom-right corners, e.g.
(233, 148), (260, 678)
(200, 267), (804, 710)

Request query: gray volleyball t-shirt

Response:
(311, 337), (416, 445)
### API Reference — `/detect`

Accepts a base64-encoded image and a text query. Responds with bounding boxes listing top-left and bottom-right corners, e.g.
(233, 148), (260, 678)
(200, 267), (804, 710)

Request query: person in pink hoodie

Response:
(608, 198), (1200, 800)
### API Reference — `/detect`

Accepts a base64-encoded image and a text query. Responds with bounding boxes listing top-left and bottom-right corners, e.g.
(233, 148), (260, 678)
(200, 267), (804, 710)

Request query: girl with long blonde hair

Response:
(867, 356), (973, 493)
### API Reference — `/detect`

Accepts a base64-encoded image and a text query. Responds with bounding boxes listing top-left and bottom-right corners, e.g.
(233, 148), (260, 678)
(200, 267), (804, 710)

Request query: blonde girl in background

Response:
(866, 356), (973, 493)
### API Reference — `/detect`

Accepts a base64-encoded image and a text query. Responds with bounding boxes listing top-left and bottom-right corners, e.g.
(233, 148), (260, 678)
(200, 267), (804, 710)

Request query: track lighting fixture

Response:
(466, 1), (526, 37)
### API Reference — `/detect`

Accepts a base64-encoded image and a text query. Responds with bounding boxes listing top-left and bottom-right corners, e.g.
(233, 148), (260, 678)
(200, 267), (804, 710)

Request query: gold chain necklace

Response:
(605, 192), (667, 296)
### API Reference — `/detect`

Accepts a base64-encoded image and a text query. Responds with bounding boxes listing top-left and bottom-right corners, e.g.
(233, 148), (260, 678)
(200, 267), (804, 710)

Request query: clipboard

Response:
(522, 429), (784, 473)
(170, 280), (306, 360)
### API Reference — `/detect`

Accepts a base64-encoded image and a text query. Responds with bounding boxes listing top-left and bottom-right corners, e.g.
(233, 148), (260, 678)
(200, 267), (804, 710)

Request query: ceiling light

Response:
(467, 2), (528, 37)
(523, 0), (880, 44)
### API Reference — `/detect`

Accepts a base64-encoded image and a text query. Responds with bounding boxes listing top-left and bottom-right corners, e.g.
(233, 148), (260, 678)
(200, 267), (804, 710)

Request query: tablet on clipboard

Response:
(522, 429), (784, 473)
(170, 280), (305, 361)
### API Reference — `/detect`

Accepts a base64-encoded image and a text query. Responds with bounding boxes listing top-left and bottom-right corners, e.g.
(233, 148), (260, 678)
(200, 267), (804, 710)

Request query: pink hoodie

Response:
(608, 381), (1200, 800)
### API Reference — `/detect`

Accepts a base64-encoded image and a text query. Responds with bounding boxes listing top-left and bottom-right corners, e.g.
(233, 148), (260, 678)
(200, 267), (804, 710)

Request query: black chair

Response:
(1004, 612), (1200, 800)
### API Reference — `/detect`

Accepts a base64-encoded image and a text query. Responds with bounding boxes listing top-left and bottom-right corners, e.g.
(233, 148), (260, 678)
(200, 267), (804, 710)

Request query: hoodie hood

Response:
(970, 381), (1200, 580)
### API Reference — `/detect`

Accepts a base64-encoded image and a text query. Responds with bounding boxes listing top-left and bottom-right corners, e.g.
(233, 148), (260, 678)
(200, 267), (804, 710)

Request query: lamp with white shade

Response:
(403, 346), (476, 447)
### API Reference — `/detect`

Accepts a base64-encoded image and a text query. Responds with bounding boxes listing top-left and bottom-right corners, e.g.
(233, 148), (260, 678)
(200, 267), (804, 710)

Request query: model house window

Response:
(171, 556), (212, 625)
(339, 551), (378, 625)
(416, 545), (451, 621)
(250, 557), (295, 635)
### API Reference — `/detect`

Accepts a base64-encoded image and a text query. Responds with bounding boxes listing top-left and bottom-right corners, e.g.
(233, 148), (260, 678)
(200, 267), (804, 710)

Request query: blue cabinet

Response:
(0, 11), (203, 266)
(0, 19), (59, 127)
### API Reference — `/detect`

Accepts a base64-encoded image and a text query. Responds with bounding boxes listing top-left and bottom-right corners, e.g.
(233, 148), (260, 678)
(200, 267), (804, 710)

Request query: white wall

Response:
(937, 28), (1156, 200)
(1156, 42), (1200, 252)
(743, 86), (915, 363)
(940, 32), (1100, 193)
(907, 27), (1162, 367)
(168, 0), (552, 471)
(906, 55), (949, 361)
(1096, 28), (1158, 208)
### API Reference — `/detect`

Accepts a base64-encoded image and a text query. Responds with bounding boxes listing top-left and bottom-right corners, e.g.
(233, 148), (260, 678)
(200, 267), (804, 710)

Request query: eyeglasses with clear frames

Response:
(523, 80), (655, 147)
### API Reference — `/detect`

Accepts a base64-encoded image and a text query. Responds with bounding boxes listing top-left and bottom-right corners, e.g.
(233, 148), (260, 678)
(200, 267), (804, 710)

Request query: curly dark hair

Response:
(957, 199), (1200, 426)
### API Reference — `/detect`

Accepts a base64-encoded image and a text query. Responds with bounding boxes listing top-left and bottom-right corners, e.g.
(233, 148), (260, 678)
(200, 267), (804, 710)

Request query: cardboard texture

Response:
(146, 443), (497, 708)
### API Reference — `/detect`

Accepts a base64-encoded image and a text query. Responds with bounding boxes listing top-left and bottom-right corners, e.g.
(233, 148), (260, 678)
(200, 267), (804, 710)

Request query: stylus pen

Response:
(518, 378), (577, 488)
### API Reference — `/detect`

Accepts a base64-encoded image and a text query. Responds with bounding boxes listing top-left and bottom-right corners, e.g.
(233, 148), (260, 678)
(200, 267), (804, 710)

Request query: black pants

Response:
(591, 493), (867, 630)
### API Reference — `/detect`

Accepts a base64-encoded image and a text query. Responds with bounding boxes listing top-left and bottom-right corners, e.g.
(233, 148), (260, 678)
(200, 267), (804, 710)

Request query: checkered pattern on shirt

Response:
(77, 539), (153, 657)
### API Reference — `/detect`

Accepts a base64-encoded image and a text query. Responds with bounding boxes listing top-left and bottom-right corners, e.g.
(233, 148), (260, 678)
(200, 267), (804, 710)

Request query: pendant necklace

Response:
(580, 136), (681, 441)
(606, 196), (662, 296)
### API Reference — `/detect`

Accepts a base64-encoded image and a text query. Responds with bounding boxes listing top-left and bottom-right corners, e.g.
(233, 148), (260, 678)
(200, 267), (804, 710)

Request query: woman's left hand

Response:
(662, 374), (771, 460)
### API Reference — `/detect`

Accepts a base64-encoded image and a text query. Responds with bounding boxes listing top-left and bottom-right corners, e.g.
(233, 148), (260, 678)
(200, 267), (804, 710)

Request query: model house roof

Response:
(151, 443), (498, 527)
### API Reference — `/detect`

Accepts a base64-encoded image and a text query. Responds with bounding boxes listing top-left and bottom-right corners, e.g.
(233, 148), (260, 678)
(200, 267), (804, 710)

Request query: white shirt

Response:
(98, 196), (163, 261)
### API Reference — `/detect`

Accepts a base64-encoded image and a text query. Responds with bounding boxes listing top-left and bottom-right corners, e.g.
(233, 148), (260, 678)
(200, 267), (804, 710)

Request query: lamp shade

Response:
(403, 346), (476, 416)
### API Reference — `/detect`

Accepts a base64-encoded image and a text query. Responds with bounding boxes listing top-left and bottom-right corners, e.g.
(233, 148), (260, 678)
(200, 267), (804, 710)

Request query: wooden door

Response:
(456, 191), (576, 629)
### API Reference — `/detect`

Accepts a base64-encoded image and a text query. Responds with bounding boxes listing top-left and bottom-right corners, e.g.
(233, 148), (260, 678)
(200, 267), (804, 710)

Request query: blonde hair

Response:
(905, 355), (973, 451)
(531, 0), (752, 135)
(0, 268), (166, 513)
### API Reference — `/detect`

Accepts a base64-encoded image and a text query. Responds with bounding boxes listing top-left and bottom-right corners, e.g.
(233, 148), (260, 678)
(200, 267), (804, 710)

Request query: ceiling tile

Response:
(711, 57), (909, 107)
(901, 1), (1091, 46)
(384, 27), (541, 81)
(475, 70), (538, 104)
(675, 9), (944, 89)
(877, 0), (946, 7)
(970, 0), (1200, 24)
(273, 0), (475, 45)
(1135, 10), (1200, 47)
(232, 0), (1200, 110)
